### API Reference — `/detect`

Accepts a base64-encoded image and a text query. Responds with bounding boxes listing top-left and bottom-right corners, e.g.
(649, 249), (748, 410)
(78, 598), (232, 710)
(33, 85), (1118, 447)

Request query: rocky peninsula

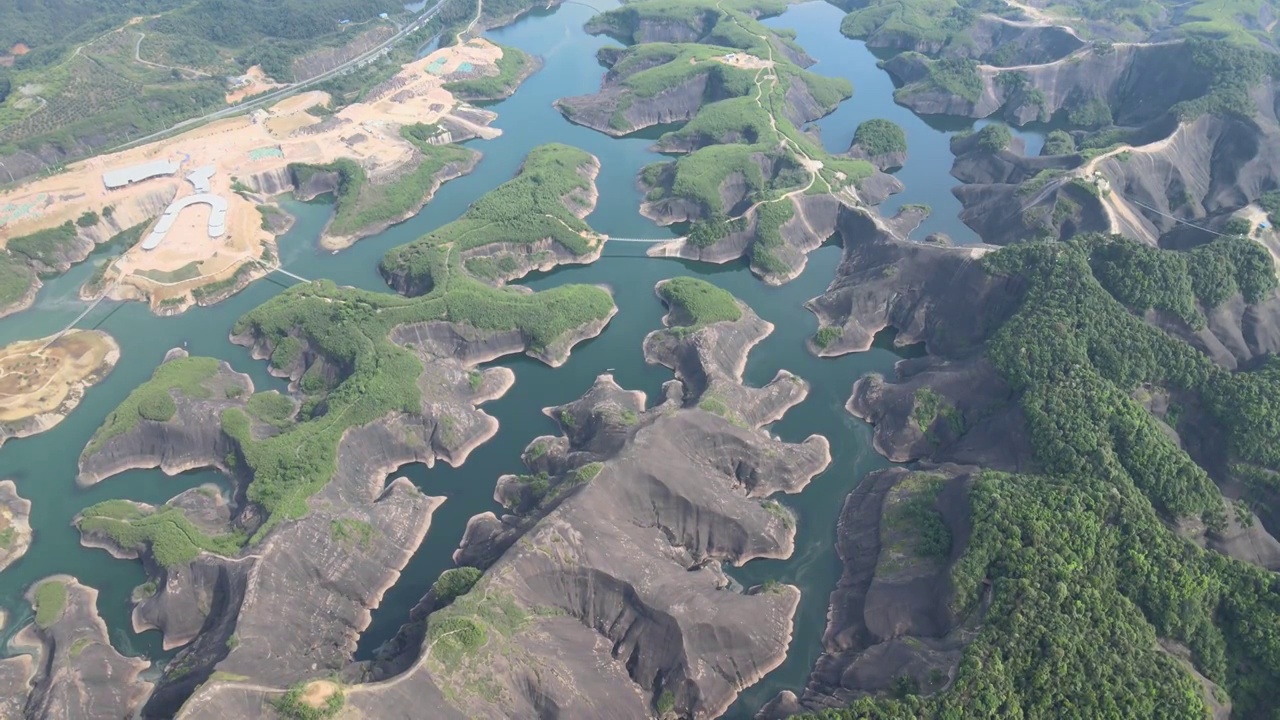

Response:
(0, 330), (120, 449)
(169, 279), (828, 720)
(0, 577), (152, 718)
(70, 144), (620, 718)
(0, 481), (32, 573)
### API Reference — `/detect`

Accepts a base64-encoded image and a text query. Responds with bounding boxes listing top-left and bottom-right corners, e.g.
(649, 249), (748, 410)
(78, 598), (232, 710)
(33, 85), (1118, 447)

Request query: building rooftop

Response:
(142, 193), (228, 250)
(102, 160), (180, 189)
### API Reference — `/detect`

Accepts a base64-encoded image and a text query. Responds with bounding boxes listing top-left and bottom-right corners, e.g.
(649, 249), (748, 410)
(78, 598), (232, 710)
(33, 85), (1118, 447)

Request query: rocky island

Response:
(68, 142), (618, 717)
(169, 278), (828, 719)
(0, 330), (119, 449)
(554, 0), (909, 284)
(0, 37), (537, 317)
(0, 481), (32, 573)
(0, 577), (153, 718)
(770, 213), (1280, 716)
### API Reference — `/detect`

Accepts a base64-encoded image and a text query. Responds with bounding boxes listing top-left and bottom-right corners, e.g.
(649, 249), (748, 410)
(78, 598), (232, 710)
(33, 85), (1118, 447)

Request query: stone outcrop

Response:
(805, 206), (1019, 357)
(853, 13), (1083, 66)
(947, 132), (1105, 246)
(0, 481), (32, 573)
(174, 285), (827, 720)
(761, 466), (977, 717)
(6, 577), (152, 719)
(887, 41), (1211, 127)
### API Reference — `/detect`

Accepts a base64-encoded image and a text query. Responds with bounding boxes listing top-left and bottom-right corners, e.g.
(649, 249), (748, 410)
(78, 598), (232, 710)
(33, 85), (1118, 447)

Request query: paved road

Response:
(113, 0), (457, 152)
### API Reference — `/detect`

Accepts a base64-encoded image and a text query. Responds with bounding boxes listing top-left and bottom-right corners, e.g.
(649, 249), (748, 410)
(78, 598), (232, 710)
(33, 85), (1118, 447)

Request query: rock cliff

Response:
(174, 283), (827, 720)
(5, 577), (152, 719)
(760, 466), (978, 717)
(0, 481), (31, 573)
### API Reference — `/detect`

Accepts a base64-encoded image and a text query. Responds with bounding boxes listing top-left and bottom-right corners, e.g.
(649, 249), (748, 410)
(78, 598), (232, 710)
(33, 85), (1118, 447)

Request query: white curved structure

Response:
(102, 160), (180, 189)
(142, 194), (228, 250)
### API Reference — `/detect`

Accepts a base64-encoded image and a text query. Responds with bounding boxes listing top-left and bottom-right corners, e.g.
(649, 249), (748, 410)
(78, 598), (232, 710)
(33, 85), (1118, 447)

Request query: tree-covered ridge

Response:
(76, 499), (244, 568)
(289, 125), (477, 241)
(808, 233), (1280, 718)
(851, 119), (908, 157)
(656, 277), (743, 327)
(586, 0), (798, 55)
(837, 0), (1007, 49)
(381, 143), (603, 289)
(223, 145), (613, 534)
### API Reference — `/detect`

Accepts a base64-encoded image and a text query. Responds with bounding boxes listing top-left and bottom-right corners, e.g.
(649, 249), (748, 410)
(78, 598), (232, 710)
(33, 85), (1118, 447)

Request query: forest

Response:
(803, 233), (1280, 718)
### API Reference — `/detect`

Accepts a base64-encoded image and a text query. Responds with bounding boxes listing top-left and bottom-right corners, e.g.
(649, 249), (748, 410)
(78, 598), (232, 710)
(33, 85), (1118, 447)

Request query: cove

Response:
(0, 0), (985, 711)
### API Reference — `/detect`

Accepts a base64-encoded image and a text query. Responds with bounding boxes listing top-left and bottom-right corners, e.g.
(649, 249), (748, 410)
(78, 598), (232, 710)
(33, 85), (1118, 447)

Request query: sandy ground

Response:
(0, 40), (511, 309)
(225, 65), (284, 104)
(711, 52), (774, 70)
(297, 680), (341, 710)
(0, 330), (118, 422)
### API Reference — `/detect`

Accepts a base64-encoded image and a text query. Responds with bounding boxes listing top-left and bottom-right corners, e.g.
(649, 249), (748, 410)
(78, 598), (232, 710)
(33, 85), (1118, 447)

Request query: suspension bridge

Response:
(605, 236), (684, 244)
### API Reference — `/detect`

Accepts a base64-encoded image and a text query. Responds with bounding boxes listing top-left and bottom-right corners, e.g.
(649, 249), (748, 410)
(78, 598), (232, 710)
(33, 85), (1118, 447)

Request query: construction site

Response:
(0, 39), (508, 311)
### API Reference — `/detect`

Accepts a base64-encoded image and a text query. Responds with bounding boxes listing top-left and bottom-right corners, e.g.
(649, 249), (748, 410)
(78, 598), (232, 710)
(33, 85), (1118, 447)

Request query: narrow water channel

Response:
(0, 0), (1011, 710)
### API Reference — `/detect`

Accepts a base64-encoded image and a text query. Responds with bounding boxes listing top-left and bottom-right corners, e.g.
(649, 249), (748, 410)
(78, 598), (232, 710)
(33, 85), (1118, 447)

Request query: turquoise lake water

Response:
(0, 1), (1034, 713)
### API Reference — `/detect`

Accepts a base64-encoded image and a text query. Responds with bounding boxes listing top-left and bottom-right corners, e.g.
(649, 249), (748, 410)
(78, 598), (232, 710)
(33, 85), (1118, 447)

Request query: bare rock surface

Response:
(0, 481), (32, 573)
(175, 285), (827, 720)
(760, 467), (977, 717)
(805, 206), (1021, 358)
(8, 577), (152, 719)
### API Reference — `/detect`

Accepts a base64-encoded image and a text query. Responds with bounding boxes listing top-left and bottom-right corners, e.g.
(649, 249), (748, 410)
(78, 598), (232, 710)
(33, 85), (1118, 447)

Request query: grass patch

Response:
(32, 580), (67, 629)
(246, 392), (295, 427)
(329, 518), (374, 548)
(137, 261), (202, 284)
(6, 221), (77, 268)
(77, 500), (245, 568)
(0, 253), (37, 310)
(814, 327), (842, 349)
(431, 567), (482, 607)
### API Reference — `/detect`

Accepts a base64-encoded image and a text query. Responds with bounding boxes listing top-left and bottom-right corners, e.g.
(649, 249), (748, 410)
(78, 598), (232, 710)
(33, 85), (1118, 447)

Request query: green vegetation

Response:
(270, 681), (344, 720)
(85, 357), (219, 455)
(329, 518), (374, 548)
(883, 473), (951, 561)
(0, 253), (36, 310)
(1172, 38), (1280, 119)
(77, 500), (245, 567)
(431, 567), (482, 606)
(1259, 190), (1280, 225)
(657, 277), (742, 327)
(1067, 97), (1114, 128)
(1042, 129), (1077, 156)
(852, 118), (907, 157)
(839, 0), (1002, 49)
(208, 147), (613, 534)
(444, 44), (532, 99)
(291, 126), (475, 241)
(1089, 233), (1277, 327)
(76, 210), (99, 228)
(137, 261), (201, 284)
(815, 327), (843, 350)
(974, 123), (1011, 153)
(68, 637), (92, 657)
(807, 232), (1280, 719)
(6, 221), (77, 269)
(425, 583), (529, 673)
(891, 53), (986, 105)
(246, 392), (296, 427)
(32, 580), (67, 629)
(656, 690), (676, 715)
